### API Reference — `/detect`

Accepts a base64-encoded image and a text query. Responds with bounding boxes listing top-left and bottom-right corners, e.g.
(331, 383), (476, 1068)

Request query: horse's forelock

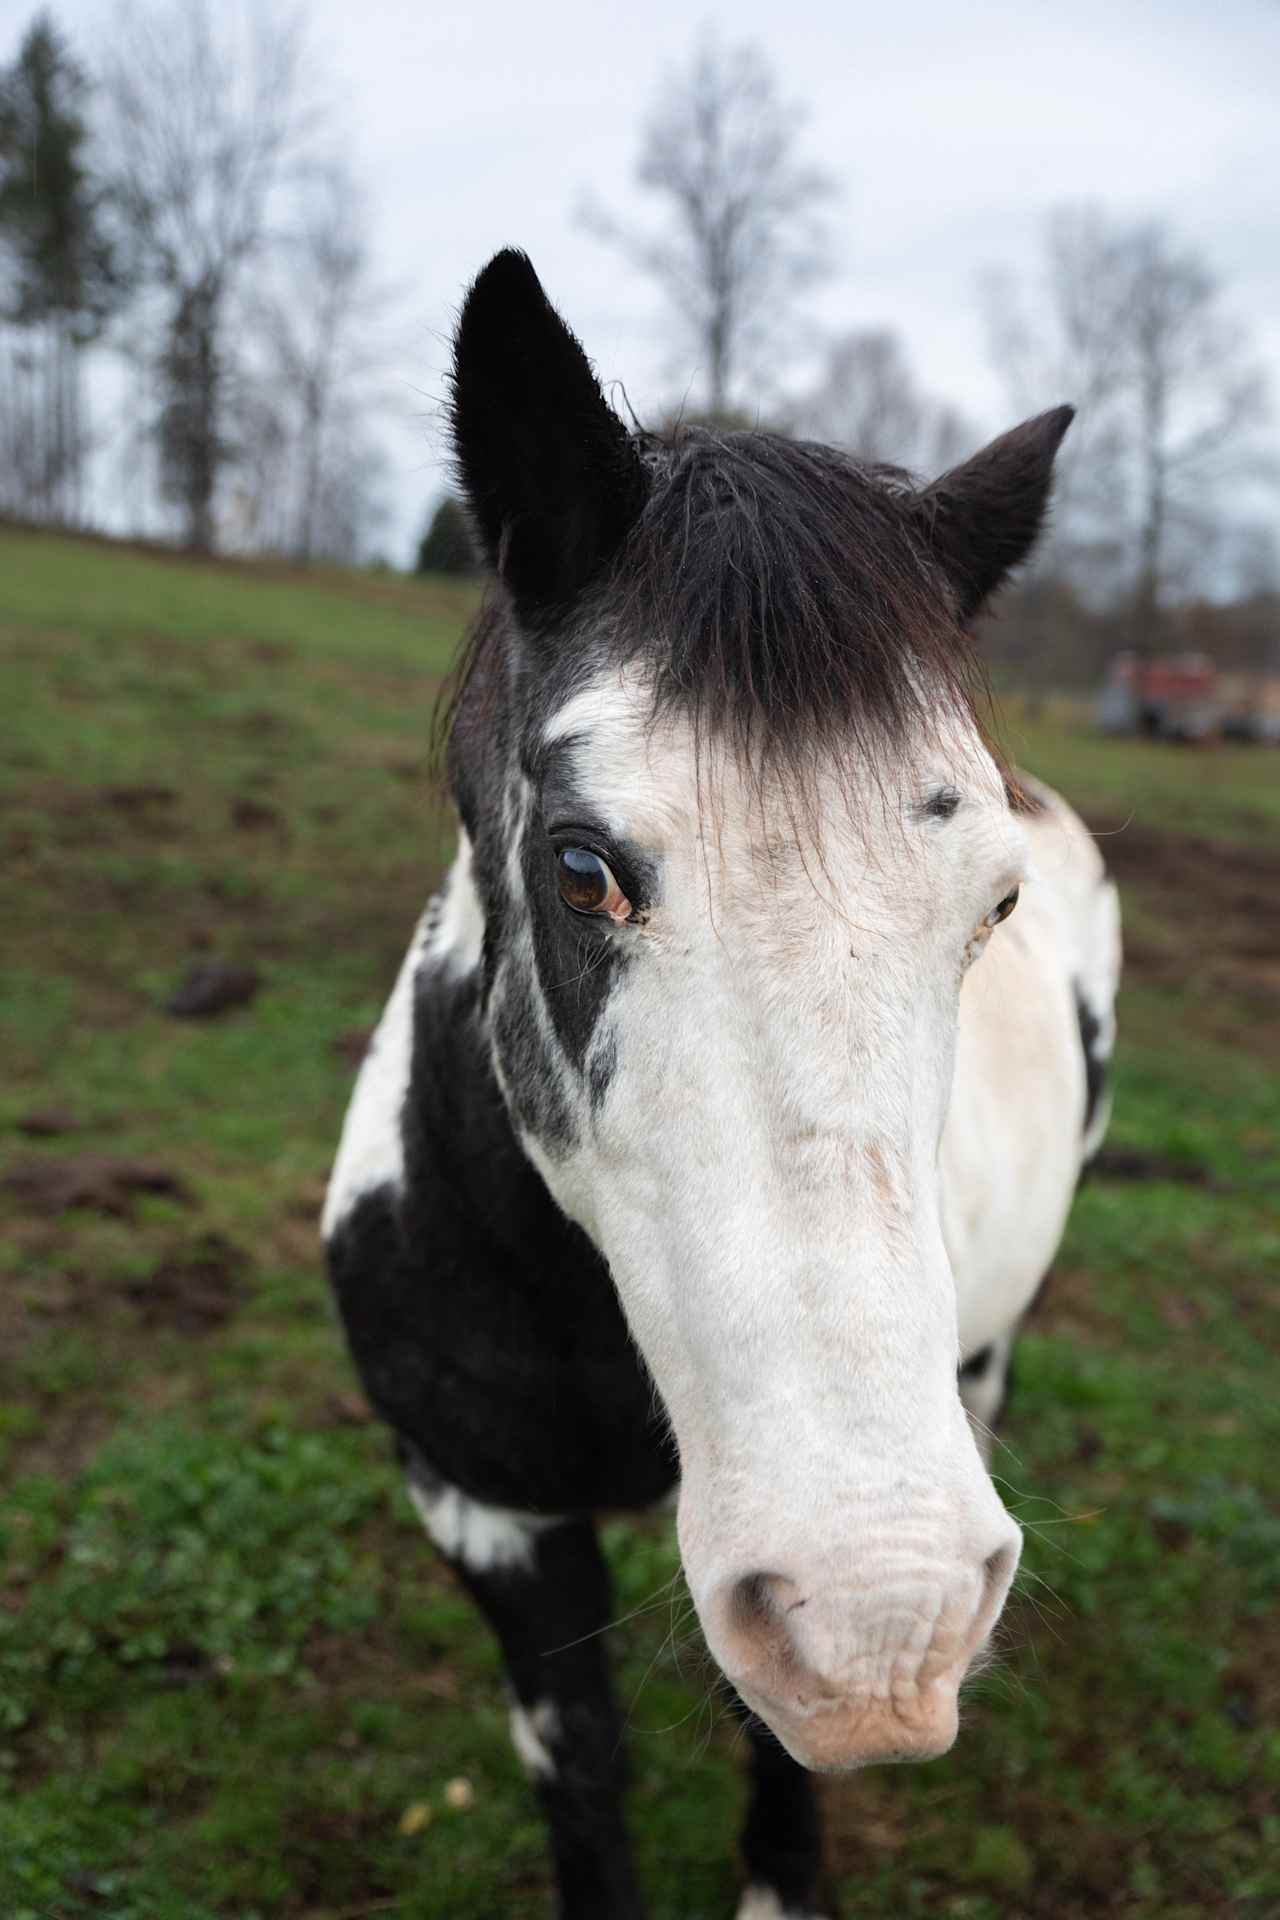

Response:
(437, 428), (1002, 817)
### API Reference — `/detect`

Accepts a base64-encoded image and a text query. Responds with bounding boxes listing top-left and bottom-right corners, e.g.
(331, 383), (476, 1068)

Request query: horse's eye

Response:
(987, 886), (1020, 928)
(557, 848), (631, 923)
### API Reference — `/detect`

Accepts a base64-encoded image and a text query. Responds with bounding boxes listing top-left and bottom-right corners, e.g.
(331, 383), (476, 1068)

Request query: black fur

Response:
(451, 249), (648, 620)
(734, 1701), (831, 1915)
(328, 964), (674, 1515)
(958, 1344), (994, 1383)
(1075, 985), (1108, 1145)
(449, 298), (1072, 823)
(917, 408), (1075, 623)
(447, 1514), (648, 1918)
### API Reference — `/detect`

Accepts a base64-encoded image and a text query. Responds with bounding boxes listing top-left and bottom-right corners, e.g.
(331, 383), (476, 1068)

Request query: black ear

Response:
(915, 407), (1074, 622)
(451, 249), (648, 620)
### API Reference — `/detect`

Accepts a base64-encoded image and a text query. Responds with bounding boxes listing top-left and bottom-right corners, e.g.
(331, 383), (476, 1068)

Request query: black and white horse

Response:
(324, 250), (1121, 1919)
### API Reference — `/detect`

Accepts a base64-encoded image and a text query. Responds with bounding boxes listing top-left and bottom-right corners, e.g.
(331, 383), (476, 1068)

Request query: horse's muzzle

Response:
(703, 1528), (1022, 1772)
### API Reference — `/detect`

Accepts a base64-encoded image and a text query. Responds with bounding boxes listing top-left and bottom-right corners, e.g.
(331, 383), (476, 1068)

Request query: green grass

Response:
(1, 527), (1277, 1918)
(1001, 692), (1280, 846)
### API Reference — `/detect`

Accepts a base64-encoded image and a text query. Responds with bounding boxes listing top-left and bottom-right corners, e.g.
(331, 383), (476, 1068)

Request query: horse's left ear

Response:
(914, 406), (1074, 623)
(451, 248), (648, 621)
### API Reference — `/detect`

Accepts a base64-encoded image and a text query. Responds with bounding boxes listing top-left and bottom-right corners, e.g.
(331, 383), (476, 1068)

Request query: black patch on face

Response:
(959, 1344), (994, 1382)
(520, 787), (628, 1075)
(1075, 985), (1107, 1142)
(514, 732), (658, 1094)
(491, 954), (578, 1149)
(587, 1029), (618, 1110)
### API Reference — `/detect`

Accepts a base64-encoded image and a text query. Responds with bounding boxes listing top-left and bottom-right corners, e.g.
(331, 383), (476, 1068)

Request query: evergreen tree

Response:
(0, 12), (117, 522)
(416, 496), (477, 576)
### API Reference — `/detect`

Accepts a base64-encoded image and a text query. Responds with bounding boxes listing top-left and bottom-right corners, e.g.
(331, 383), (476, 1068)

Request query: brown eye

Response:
(987, 886), (1020, 928)
(557, 848), (632, 923)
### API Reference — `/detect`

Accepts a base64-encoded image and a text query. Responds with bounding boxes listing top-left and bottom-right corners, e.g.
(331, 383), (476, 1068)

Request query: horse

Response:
(323, 248), (1122, 1919)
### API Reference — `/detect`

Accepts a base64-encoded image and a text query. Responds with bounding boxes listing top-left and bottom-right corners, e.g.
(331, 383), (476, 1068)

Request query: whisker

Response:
(541, 1568), (684, 1657)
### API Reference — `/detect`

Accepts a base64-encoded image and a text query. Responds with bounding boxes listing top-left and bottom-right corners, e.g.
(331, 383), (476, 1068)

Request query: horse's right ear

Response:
(451, 249), (648, 621)
(914, 407), (1074, 623)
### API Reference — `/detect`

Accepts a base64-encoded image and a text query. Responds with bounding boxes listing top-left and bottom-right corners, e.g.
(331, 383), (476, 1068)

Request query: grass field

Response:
(2, 525), (1277, 1920)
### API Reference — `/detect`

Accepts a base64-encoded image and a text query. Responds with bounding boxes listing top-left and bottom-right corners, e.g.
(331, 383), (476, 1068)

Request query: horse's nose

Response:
(711, 1527), (1021, 1771)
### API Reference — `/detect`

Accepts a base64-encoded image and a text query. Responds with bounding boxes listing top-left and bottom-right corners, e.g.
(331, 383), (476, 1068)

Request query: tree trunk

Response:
(1132, 353), (1167, 713)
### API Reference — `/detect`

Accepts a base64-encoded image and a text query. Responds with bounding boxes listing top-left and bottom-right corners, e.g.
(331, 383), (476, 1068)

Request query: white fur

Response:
(322, 833), (484, 1238)
(510, 1699), (560, 1779)
(524, 667), (1113, 1759)
(736, 1889), (826, 1920)
(405, 1475), (558, 1574)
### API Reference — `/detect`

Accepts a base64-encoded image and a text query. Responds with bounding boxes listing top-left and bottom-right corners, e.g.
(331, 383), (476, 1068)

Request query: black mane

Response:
(611, 426), (981, 776)
(443, 424), (989, 797)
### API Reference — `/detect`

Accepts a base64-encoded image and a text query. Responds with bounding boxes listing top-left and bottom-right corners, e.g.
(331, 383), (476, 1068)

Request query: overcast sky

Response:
(13, 0), (1280, 564)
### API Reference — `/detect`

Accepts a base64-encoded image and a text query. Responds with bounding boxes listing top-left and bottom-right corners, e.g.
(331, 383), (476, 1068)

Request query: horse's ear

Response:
(451, 249), (647, 620)
(914, 407), (1074, 623)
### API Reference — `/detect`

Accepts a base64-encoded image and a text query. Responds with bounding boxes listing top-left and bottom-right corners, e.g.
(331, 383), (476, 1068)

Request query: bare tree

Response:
(983, 206), (1274, 623)
(981, 207), (1136, 600)
(99, 0), (309, 549)
(1123, 224), (1271, 645)
(794, 328), (976, 474)
(585, 36), (836, 418)
(244, 159), (405, 562)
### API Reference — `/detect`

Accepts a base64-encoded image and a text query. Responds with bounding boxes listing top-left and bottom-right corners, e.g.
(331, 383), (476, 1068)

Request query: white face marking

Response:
(404, 1475), (560, 1574)
(322, 833), (484, 1238)
(509, 1699), (560, 1779)
(529, 668), (1034, 1763)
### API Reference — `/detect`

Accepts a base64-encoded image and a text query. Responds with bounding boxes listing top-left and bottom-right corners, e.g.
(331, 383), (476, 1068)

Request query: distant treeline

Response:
(986, 578), (1279, 693)
(2, 9), (1276, 653)
(0, 5), (404, 564)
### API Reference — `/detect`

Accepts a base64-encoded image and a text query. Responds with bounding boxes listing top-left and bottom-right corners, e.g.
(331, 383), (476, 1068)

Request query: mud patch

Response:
(165, 960), (260, 1017)
(124, 1232), (248, 1334)
(5, 1155), (192, 1218)
(230, 796), (282, 833)
(1090, 1146), (1214, 1187)
(15, 1107), (79, 1139)
(1099, 821), (1280, 986)
(101, 783), (178, 814)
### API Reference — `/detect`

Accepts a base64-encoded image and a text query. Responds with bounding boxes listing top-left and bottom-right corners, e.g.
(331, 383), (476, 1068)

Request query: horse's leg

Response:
(415, 1474), (645, 1920)
(732, 1698), (832, 1919)
(959, 1330), (1016, 1467)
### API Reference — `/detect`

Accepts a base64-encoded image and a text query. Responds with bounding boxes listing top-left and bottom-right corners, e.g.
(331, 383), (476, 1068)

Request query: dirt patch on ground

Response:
(4, 1155), (193, 1218)
(2, 1229), (248, 1340)
(1098, 818), (1280, 960)
(123, 1232), (247, 1334)
(1096, 815), (1280, 1055)
(15, 1107), (80, 1139)
(164, 959), (261, 1018)
(1089, 1145), (1215, 1187)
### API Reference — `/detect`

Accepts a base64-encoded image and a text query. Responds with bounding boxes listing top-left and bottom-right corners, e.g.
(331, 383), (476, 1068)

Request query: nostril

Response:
(724, 1570), (807, 1682)
(729, 1569), (785, 1631)
(984, 1538), (1020, 1593)
(977, 1536), (1021, 1636)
